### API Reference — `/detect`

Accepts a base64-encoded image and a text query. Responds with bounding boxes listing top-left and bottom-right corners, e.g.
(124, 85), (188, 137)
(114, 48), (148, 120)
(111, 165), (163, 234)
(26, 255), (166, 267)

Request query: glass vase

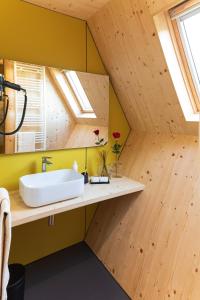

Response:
(113, 153), (121, 178)
(100, 150), (110, 178)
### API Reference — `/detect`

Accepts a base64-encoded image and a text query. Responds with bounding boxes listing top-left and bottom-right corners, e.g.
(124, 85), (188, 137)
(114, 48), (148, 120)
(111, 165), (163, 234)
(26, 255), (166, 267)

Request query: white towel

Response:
(0, 188), (11, 300)
(17, 132), (36, 153)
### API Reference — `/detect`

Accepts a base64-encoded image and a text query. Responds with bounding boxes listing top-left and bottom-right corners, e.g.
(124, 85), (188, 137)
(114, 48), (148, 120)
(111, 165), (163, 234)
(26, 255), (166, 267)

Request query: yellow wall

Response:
(0, 0), (130, 264)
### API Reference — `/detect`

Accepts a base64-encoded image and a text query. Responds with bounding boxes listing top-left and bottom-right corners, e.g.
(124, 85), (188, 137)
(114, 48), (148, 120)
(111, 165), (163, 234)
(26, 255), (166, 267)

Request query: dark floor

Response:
(25, 242), (130, 300)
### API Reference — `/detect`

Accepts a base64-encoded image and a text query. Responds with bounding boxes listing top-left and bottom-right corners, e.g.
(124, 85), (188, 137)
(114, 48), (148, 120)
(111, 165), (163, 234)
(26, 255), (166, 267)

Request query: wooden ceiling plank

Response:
(23, 0), (112, 20)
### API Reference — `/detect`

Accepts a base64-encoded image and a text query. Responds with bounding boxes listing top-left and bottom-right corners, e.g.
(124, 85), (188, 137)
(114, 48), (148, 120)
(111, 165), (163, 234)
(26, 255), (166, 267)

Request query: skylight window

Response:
(54, 71), (80, 116)
(53, 70), (96, 119)
(154, 2), (200, 121)
(65, 71), (94, 113)
(177, 6), (200, 101)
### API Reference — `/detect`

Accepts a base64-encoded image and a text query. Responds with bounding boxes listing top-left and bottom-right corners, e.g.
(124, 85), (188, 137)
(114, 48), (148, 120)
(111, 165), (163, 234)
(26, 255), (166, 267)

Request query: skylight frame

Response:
(167, 1), (200, 114)
(54, 70), (96, 119)
(65, 71), (94, 113)
(54, 71), (80, 116)
(153, 1), (200, 121)
(176, 6), (200, 104)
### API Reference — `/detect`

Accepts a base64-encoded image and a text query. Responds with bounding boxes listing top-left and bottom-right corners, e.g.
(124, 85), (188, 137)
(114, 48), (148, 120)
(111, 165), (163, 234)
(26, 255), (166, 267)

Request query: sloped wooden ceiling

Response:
(87, 0), (198, 135)
(23, 0), (111, 20)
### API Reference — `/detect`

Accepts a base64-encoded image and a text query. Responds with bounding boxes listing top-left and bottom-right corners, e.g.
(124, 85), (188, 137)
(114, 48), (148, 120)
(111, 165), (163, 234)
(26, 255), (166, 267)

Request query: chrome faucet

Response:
(42, 156), (53, 172)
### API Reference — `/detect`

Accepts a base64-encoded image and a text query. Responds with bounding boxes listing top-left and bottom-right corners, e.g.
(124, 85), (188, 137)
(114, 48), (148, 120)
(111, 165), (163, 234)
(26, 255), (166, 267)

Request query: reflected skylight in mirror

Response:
(65, 71), (94, 112)
(54, 71), (80, 116)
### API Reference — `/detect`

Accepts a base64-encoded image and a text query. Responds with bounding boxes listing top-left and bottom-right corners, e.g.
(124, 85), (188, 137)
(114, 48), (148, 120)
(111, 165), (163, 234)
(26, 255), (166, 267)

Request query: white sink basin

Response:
(19, 169), (84, 207)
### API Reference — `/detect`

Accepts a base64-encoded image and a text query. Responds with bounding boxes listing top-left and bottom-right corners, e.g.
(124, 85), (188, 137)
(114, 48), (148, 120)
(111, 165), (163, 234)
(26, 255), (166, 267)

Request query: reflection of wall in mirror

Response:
(45, 67), (109, 150)
(66, 124), (107, 148)
(1, 60), (109, 154)
(75, 72), (109, 127)
(4, 60), (16, 154)
(45, 68), (76, 150)
(48, 68), (109, 149)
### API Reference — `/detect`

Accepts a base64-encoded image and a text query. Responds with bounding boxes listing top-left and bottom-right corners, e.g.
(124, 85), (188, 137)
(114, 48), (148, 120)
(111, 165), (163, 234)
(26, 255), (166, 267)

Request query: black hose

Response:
(0, 92), (27, 136)
(0, 96), (9, 126)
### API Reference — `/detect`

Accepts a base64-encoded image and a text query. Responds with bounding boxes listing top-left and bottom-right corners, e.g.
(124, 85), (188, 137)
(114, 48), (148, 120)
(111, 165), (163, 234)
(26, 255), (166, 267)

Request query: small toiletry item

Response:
(81, 148), (89, 184)
(72, 161), (78, 172)
(90, 176), (110, 184)
(81, 171), (89, 184)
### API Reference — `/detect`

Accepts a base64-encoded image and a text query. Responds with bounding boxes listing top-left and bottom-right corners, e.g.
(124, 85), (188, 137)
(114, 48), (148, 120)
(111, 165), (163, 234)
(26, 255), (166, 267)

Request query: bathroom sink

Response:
(19, 169), (84, 207)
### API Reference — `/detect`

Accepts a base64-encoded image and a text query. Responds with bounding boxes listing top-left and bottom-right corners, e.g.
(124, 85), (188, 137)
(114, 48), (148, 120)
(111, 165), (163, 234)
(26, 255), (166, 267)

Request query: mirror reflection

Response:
(0, 59), (109, 154)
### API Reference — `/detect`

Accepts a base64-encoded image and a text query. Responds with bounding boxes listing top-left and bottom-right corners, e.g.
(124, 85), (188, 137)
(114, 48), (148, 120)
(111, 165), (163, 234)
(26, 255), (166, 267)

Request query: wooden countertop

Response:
(10, 177), (145, 227)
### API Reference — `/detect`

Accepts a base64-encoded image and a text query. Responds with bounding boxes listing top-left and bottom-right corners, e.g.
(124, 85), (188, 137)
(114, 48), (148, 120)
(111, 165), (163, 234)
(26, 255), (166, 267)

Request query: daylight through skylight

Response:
(177, 6), (200, 100)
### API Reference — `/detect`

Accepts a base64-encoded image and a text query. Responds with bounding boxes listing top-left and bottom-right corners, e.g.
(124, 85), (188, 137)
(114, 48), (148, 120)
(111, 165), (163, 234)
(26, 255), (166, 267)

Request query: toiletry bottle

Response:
(82, 170), (89, 184)
(72, 161), (78, 172)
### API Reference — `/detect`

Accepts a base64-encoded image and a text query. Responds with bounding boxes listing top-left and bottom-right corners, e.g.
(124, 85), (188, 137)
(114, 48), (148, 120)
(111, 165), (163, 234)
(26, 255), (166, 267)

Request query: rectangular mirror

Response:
(0, 59), (109, 154)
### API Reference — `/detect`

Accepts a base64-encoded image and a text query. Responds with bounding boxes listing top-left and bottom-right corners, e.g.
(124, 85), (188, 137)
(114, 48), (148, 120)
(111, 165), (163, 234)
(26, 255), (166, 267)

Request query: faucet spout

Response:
(42, 156), (53, 172)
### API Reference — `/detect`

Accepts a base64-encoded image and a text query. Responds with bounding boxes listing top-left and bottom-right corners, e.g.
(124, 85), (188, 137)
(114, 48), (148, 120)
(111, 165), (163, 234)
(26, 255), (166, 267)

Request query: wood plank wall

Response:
(87, 133), (200, 299)
(86, 0), (200, 299)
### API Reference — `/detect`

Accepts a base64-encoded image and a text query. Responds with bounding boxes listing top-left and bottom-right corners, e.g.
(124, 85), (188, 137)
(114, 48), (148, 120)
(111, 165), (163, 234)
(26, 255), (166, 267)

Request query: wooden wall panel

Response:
(86, 1), (200, 299)
(86, 132), (200, 299)
(88, 0), (198, 135)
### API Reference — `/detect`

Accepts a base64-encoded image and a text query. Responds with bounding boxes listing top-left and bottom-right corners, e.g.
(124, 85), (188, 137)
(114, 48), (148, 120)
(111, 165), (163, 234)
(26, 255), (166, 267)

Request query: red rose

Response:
(113, 131), (121, 139)
(94, 129), (100, 136)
